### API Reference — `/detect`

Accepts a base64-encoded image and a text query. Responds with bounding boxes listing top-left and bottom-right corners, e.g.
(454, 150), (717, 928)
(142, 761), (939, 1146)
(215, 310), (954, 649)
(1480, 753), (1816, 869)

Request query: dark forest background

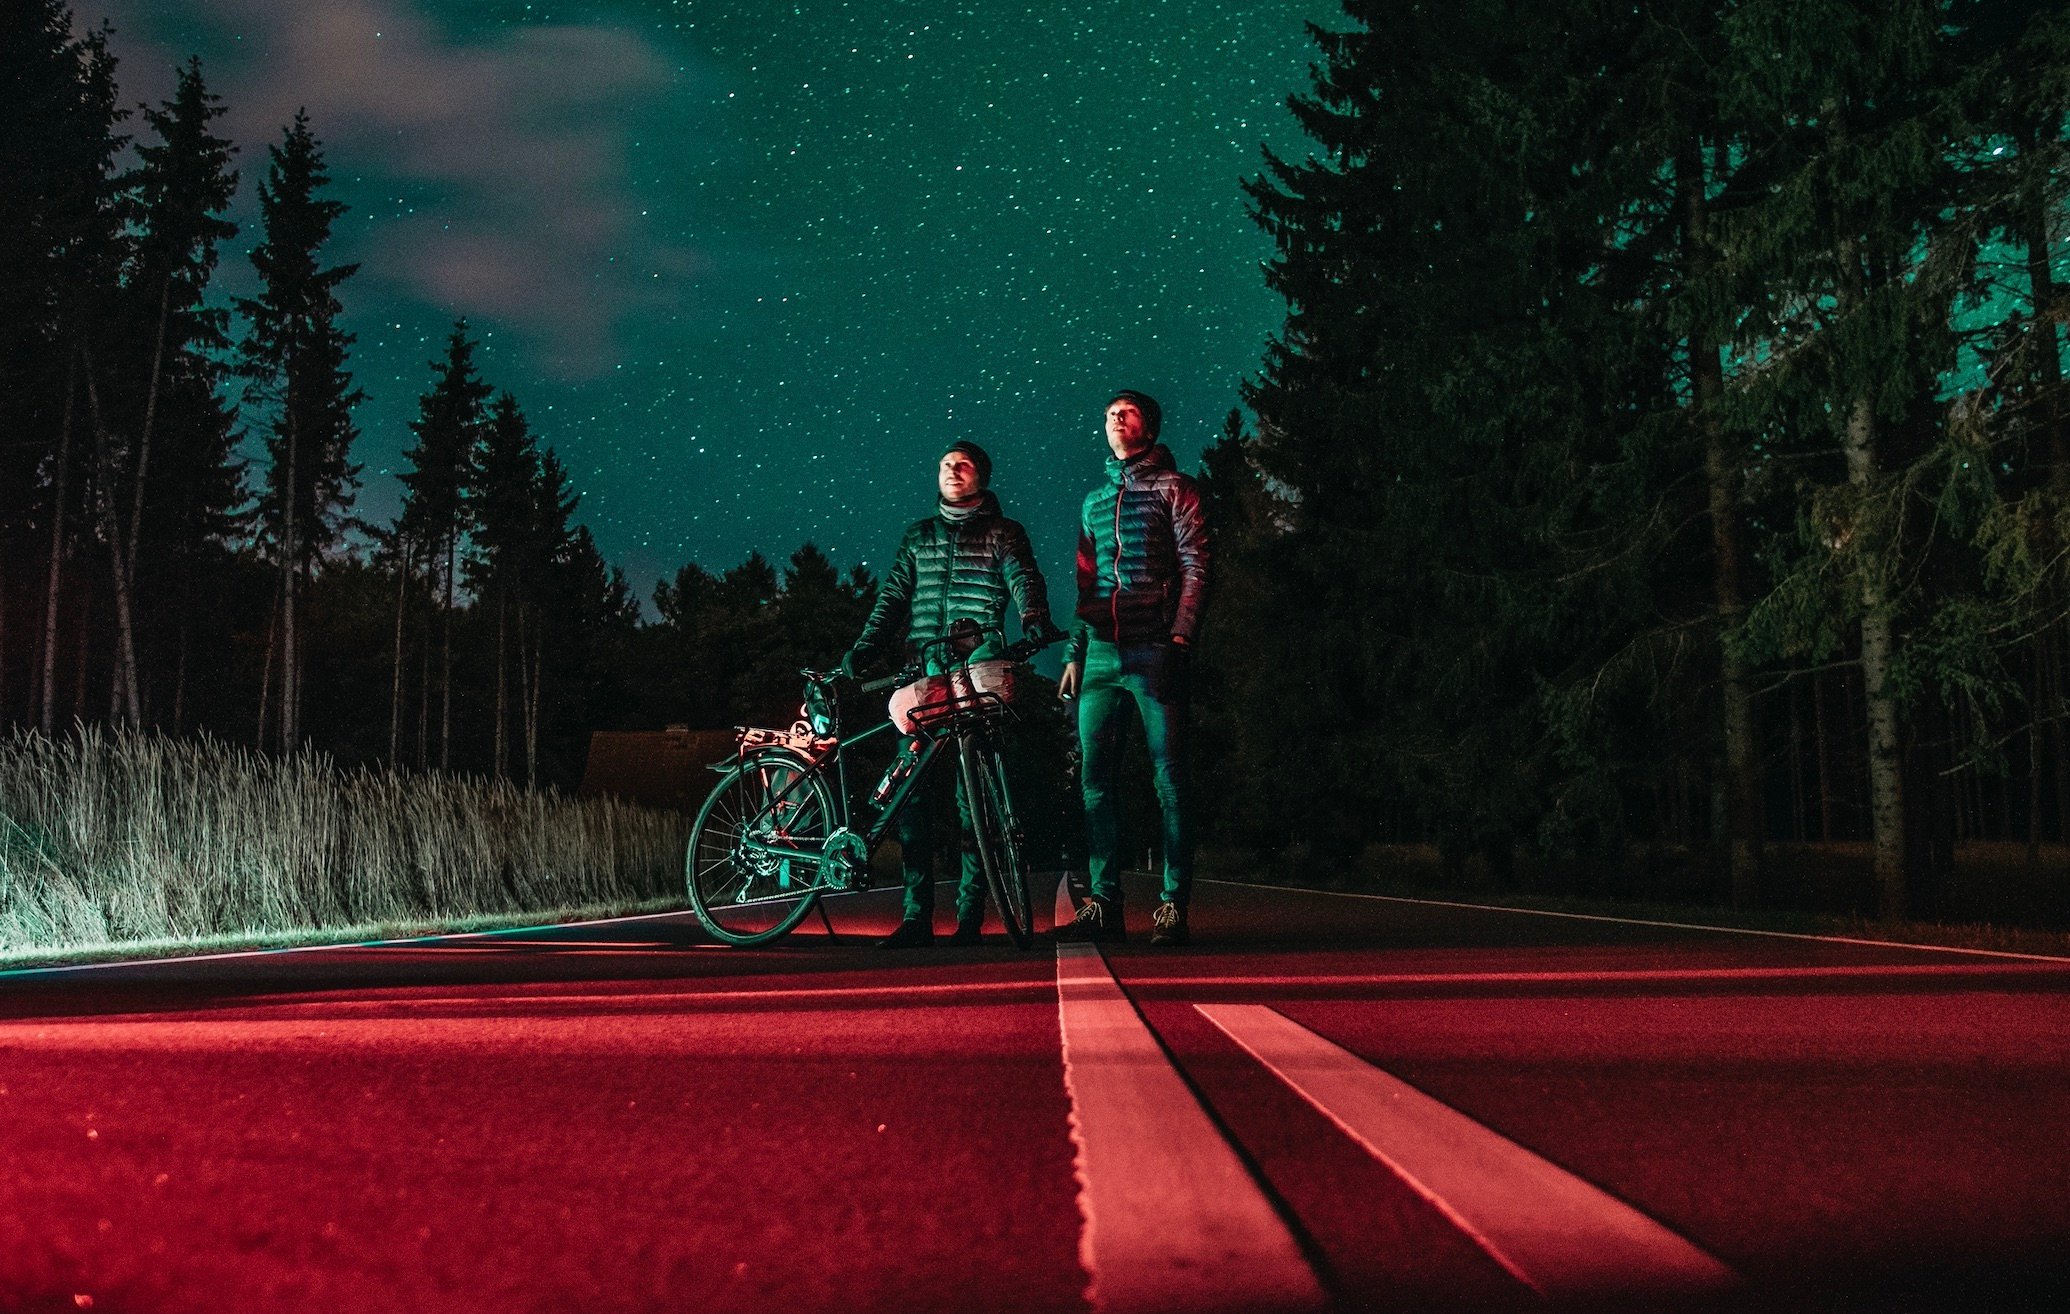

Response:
(10, 0), (2070, 926)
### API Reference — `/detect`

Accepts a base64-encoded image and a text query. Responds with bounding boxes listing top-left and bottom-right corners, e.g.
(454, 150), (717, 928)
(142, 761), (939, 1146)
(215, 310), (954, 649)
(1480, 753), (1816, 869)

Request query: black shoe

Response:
(1149, 901), (1189, 947)
(1053, 897), (1125, 944)
(947, 921), (984, 947)
(877, 919), (935, 949)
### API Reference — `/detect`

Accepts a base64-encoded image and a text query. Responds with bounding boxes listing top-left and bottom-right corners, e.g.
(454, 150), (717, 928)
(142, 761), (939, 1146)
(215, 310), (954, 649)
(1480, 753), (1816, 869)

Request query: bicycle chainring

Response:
(819, 828), (871, 891)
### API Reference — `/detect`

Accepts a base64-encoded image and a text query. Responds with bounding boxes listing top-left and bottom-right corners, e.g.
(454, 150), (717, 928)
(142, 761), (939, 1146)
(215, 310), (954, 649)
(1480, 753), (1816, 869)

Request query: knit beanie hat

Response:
(941, 440), (992, 488)
(1108, 389), (1162, 438)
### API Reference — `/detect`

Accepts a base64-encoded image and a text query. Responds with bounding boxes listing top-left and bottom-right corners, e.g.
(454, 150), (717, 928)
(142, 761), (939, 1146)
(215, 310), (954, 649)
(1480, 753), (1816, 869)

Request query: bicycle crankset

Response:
(819, 828), (871, 891)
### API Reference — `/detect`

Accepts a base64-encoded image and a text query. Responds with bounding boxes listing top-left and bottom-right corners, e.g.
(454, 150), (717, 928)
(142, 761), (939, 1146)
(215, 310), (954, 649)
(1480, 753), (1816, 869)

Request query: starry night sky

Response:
(84, 0), (1335, 600)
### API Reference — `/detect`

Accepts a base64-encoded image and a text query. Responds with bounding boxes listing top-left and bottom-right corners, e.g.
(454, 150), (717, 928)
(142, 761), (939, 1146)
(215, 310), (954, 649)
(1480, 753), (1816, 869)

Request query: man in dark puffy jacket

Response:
(841, 440), (1059, 947)
(1055, 390), (1209, 947)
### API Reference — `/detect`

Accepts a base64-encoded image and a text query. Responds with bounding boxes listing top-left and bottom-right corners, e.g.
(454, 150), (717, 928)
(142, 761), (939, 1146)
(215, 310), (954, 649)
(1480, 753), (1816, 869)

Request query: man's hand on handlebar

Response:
(1006, 618), (1063, 664)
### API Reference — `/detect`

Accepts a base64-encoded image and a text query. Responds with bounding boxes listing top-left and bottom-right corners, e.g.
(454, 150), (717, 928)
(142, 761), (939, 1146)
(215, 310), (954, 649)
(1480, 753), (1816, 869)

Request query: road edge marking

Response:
(1054, 884), (1325, 1314)
(1200, 877), (2070, 964)
(0, 874), (1035, 981)
(0, 906), (713, 980)
(1196, 1003), (1739, 1301)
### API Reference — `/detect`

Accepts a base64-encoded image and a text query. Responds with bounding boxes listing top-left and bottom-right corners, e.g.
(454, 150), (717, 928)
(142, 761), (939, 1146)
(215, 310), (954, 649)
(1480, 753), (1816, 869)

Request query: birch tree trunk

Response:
(279, 404), (299, 752)
(40, 355), (79, 736)
(256, 576), (278, 749)
(441, 530), (454, 772)
(1814, 668), (1835, 840)
(389, 538), (409, 765)
(172, 612), (190, 734)
(417, 590), (431, 770)
(1842, 386), (1907, 918)
(521, 604), (540, 789)
(494, 590), (508, 780)
(127, 279), (170, 599)
(2018, 120), (2066, 490)
(80, 351), (141, 727)
(1679, 137), (1764, 905)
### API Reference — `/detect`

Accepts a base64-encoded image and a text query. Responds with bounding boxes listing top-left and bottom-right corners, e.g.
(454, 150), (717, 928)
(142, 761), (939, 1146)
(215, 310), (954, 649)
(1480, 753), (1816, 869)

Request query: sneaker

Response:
(1053, 897), (1126, 944)
(947, 920), (984, 947)
(1149, 901), (1189, 947)
(876, 919), (935, 949)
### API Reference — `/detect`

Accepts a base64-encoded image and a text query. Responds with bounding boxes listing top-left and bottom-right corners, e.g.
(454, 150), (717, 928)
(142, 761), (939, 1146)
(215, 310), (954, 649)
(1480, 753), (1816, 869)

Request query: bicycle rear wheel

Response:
(686, 749), (838, 946)
(962, 737), (1033, 948)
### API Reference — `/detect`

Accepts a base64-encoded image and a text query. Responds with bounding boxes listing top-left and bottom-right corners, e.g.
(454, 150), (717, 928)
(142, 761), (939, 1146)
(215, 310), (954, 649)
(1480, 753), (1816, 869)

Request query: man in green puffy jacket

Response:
(841, 440), (1060, 947)
(1054, 390), (1210, 947)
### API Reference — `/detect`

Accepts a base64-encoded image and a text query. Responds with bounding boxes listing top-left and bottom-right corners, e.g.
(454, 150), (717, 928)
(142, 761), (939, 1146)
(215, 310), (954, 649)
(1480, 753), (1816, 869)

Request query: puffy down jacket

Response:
(850, 491), (1054, 666)
(1065, 443), (1210, 663)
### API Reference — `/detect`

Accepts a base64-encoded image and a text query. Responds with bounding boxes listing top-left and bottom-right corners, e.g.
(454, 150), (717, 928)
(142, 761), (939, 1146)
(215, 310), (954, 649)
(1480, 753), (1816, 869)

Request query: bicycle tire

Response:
(963, 737), (1034, 948)
(686, 748), (838, 946)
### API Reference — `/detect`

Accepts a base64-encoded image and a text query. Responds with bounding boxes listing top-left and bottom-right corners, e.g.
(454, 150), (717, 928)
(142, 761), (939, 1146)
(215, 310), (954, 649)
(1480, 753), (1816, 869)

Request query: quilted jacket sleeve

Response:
(997, 518), (1055, 641)
(850, 526), (918, 665)
(1065, 501), (1095, 666)
(1166, 475), (1210, 644)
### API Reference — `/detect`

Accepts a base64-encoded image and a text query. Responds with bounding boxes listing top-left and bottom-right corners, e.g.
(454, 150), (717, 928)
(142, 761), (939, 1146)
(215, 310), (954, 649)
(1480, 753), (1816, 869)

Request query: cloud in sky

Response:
(92, 0), (698, 380)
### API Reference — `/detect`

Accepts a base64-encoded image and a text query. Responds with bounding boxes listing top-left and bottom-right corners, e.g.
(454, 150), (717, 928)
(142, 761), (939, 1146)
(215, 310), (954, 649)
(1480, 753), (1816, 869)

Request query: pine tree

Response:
(394, 321), (491, 769)
(1239, 0), (1669, 866)
(236, 110), (362, 753)
(1719, 0), (1972, 918)
(519, 454), (591, 786)
(122, 56), (243, 731)
(1, 3), (127, 733)
(465, 391), (542, 778)
(1554, 0), (1775, 900)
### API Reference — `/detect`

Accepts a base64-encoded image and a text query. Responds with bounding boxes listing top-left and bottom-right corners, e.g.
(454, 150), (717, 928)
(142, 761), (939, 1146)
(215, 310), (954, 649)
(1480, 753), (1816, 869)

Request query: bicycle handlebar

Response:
(804, 620), (1059, 693)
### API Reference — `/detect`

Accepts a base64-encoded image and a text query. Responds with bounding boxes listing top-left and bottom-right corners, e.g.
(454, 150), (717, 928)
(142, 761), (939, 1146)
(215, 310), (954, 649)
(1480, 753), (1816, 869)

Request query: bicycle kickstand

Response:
(816, 900), (839, 941)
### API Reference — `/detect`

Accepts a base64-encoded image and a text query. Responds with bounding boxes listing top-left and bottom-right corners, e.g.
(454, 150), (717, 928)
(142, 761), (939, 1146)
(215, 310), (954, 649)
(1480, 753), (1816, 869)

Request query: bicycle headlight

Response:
(803, 683), (837, 736)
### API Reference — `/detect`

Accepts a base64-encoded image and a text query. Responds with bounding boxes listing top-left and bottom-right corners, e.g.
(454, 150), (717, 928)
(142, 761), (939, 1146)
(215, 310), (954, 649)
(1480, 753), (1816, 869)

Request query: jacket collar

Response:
(1105, 442), (1175, 486)
(936, 489), (1001, 525)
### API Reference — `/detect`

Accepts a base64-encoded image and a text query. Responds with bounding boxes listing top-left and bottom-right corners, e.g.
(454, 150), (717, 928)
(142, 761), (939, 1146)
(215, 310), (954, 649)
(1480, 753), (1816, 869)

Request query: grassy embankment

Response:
(0, 728), (688, 966)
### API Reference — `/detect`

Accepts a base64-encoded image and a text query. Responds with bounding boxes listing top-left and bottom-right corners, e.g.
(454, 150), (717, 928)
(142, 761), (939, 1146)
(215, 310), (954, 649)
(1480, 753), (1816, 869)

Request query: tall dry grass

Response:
(0, 727), (687, 953)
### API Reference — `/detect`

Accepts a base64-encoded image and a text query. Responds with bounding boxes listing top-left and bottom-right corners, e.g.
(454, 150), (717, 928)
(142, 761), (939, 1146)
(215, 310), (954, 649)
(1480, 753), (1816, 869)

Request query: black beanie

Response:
(1108, 389), (1162, 438)
(942, 439), (992, 488)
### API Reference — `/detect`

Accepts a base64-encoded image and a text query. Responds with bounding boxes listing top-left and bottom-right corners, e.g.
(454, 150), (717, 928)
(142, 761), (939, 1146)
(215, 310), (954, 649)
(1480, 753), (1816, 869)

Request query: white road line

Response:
(1121, 962), (2068, 989)
(1053, 884), (1325, 1314)
(1197, 1003), (1739, 1303)
(1202, 877), (2070, 964)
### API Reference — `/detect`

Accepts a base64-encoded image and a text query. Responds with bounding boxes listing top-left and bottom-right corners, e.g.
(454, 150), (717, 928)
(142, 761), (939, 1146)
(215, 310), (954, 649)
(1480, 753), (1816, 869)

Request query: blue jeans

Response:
(1077, 639), (1192, 909)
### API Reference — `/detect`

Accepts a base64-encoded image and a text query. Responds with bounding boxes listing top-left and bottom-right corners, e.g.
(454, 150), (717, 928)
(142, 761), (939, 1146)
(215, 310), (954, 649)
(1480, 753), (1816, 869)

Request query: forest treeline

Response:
(1, 2), (875, 792)
(16, 1), (2070, 927)
(1200, 0), (2070, 919)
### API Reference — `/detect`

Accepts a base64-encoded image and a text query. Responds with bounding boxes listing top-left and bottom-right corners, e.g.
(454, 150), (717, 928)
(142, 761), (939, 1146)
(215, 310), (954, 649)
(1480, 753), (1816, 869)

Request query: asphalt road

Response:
(2, 877), (2068, 1313)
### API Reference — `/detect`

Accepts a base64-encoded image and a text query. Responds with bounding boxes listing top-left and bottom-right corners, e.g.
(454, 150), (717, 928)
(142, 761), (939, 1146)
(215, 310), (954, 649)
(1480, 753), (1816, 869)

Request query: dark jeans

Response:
(1077, 638), (1192, 909)
(897, 745), (984, 924)
(894, 644), (1002, 925)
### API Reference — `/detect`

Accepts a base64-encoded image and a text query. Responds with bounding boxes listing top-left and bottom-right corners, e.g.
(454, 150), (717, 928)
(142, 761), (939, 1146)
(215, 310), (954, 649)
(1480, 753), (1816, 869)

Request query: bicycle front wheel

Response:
(962, 737), (1033, 948)
(686, 749), (838, 946)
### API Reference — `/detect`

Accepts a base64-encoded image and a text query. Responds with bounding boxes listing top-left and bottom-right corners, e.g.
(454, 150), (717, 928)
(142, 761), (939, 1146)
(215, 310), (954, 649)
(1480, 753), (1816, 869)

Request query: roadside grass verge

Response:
(0, 727), (688, 959)
(0, 895), (689, 972)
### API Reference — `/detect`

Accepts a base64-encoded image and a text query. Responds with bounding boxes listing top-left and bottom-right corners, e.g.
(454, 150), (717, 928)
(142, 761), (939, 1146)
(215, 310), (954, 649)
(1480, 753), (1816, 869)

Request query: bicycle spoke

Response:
(686, 751), (838, 945)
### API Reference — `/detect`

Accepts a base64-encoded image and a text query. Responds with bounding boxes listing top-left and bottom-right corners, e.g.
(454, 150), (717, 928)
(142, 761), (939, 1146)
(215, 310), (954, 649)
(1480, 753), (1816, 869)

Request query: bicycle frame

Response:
(723, 662), (1012, 879)
(724, 716), (940, 870)
(686, 618), (1048, 947)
